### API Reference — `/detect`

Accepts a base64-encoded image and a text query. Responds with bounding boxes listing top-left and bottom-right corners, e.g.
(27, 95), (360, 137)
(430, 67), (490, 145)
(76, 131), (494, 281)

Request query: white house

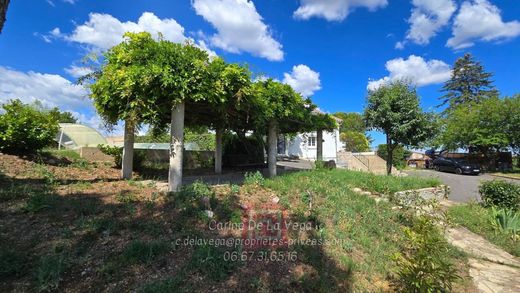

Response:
(278, 114), (343, 162)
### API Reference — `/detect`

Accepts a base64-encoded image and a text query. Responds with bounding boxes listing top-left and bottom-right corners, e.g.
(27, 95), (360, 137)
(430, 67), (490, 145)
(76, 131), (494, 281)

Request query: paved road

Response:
(406, 170), (519, 203)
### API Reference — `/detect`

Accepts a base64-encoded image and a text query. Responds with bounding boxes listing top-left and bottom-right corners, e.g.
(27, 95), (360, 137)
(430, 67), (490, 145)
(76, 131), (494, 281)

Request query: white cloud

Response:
(192, 0), (284, 61)
(66, 12), (186, 51)
(0, 66), (90, 110)
(405, 0), (456, 45)
(367, 55), (451, 90)
(0, 66), (121, 135)
(293, 0), (388, 21)
(65, 65), (94, 78)
(447, 0), (520, 49)
(283, 65), (321, 97)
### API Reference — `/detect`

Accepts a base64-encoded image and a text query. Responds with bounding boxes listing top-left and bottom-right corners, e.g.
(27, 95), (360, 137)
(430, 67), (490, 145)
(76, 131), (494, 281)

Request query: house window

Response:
(308, 136), (316, 147)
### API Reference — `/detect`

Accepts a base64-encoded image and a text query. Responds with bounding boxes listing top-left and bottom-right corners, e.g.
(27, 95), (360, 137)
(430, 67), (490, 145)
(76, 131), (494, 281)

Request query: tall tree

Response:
(504, 95), (520, 165)
(440, 53), (498, 110)
(334, 112), (366, 133)
(365, 80), (436, 175)
(340, 131), (370, 152)
(0, 0), (9, 33)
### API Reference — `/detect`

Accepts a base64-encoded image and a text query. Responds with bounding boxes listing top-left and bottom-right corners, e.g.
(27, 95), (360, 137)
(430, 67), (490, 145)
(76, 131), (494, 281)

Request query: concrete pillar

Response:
(267, 120), (278, 178)
(316, 129), (323, 162)
(168, 102), (185, 192)
(121, 119), (134, 180)
(215, 128), (223, 174)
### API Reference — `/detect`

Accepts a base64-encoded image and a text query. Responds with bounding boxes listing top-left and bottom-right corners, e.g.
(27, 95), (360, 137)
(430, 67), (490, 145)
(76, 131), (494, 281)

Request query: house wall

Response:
(286, 129), (340, 161)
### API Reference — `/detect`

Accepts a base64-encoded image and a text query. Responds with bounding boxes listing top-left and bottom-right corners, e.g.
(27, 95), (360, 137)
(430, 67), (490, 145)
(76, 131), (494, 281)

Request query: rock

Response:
(352, 188), (363, 193)
(271, 196), (280, 204)
(240, 204), (250, 210)
(324, 160), (336, 169)
(361, 191), (372, 196)
(205, 210), (214, 218)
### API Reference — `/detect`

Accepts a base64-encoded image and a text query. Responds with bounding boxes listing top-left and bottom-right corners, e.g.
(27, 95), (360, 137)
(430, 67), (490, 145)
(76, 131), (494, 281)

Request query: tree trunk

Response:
(267, 120), (278, 178)
(386, 136), (393, 176)
(316, 129), (323, 162)
(0, 0), (9, 33)
(215, 128), (223, 174)
(168, 102), (185, 192)
(121, 119), (135, 180)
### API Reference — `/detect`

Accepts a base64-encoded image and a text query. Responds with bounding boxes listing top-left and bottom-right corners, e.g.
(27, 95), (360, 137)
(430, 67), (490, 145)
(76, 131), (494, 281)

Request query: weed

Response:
(36, 254), (66, 292)
(71, 159), (91, 170)
(23, 192), (60, 213)
(244, 171), (265, 186)
(121, 240), (171, 265)
(489, 207), (520, 237)
(188, 244), (238, 281)
(0, 245), (27, 278)
(138, 277), (184, 293)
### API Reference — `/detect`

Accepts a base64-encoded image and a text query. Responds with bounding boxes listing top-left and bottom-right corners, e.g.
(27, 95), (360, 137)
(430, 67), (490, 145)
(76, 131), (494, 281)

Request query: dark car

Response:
(432, 157), (481, 175)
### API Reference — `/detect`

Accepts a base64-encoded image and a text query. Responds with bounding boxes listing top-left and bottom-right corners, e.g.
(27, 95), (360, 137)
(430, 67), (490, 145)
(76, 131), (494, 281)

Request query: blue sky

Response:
(1, 0), (520, 146)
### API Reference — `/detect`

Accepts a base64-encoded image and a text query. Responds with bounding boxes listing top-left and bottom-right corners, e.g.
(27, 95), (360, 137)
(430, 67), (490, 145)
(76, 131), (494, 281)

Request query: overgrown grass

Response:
(448, 203), (520, 257)
(266, 169), (440, 197)
(263, 169), (452, 291)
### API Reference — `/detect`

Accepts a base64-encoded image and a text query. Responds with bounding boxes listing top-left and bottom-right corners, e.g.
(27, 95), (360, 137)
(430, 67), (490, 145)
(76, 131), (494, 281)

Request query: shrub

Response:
(393, 216), (459, 292)
(0, 99), (60, 155)
(244, 171), (265, 186)
(479, 180), (520, 210)
(97, 144), (145, 169)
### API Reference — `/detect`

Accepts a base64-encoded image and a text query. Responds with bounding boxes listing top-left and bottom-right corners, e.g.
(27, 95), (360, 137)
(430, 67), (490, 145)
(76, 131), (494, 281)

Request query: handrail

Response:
(353, 153), (370, 171)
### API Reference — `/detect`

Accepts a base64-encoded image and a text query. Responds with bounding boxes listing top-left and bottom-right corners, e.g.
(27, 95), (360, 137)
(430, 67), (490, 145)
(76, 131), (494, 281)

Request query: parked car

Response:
(432, 157), (481, 175)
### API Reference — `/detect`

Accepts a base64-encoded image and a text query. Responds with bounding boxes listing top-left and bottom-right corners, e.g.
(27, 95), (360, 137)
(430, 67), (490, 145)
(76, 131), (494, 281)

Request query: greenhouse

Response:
(55, 123), (107, 149)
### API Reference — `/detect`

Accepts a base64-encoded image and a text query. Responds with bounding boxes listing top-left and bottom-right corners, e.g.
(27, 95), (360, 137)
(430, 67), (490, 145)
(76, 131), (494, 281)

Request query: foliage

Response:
(448, 203), (520, 256)
(0, 0), (9, 33)
(376, 144), (410, 169)
(97, 144), (145, 169)
(222, 132), (264, 166)
(188, 244), (238, 281)
(440, 53), (498, 111)
(365, 80), (436, 174)
(0, 99), (60, 155)
(393, 216), (459, 292)
(479, 180), (520, 211)
(243, 171), (265, 186)
(36, 254), (66, 292)
(48, 107), (77, 123)
(340, 131), (370, 152)
(121, 240), (170, 264)
(334, 112), (366, 133)
(136, 126), (216, 151)
(438, 97), (510, 153)
(0, 242), (26, 277)
(489, 207), (520, 238)
(503, 95), (520, 156)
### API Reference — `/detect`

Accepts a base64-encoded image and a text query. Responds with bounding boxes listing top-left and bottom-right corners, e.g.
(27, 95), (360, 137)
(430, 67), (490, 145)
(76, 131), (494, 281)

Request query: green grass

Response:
(41, 149), (82, 161)
(36, 254), (66, 292)
(263, 169), (451, 291)
(266, 169), (440, 196)
(448, 203), (520, 257)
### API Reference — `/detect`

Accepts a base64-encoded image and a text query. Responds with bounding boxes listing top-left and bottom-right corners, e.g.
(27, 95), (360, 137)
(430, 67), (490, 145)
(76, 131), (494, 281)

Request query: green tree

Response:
(340, 131), (370, 152)
(504, 95), (520, 166)
(440, 53), (498, 110)
(376, 144), (409, 169)
(440, 97), (509, 154)
(48, 107), (78, 123)
(87, 32), (166, 180)
(334, 112), (366, 133)
(365, 80), (435, 175)
(0, 99), (59, 154)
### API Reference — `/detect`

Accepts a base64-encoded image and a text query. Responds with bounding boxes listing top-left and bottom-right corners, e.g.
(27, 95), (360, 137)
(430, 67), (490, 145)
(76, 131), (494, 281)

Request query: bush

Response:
(98, 144), (145, 169)
(393, 216), (459, 292)
(244, 171), (265, 186)
(0, 99), (60, 155)
(479, 180), (520, 210)
(36, 254), (65, 292)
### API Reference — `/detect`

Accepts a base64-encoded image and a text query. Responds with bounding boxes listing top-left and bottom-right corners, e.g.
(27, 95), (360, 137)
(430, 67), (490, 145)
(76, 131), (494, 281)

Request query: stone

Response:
(271, 196), (280, 204)
(205, 210), (214, 218)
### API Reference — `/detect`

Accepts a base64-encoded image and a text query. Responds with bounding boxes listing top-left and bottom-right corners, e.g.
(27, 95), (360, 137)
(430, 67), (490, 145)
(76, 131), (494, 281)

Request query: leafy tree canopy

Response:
(334, 112), (366, 133)
(440, 53), (498, 111)
(0, 99), (59, 154)
(365, 80), (436, 174)
(340, 131), (370, 152)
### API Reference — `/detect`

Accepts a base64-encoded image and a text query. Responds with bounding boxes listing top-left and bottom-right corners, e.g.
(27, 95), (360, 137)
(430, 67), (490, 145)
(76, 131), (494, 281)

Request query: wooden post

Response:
(215, 128), (223, 174)
(268, 120), (278, 178)
(316, 129), (323, 162)
(168, 102), (185, 192)
(121, 119), (135, 180)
